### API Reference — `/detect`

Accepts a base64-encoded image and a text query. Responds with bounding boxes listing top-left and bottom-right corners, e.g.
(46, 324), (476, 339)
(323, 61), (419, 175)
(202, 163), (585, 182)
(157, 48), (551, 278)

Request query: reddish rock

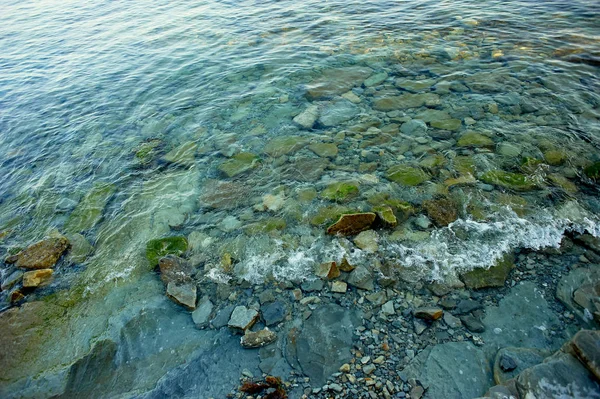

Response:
(326, 213), (376, 236)
(314, 262), (340, 280)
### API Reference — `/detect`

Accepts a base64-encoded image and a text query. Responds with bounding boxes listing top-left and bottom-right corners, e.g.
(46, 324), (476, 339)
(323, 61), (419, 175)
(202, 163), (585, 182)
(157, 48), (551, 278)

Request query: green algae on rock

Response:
(461, 253), (515, 289)
(480, 170), (538, 191)
(386, 165), (429, 186)
(373, 206), (398, 228)
(457, 131), (494, 147)
(243, 218), (286, 235)
(320, 181), (360, 202)
(146, 236), (189, 266)
(423, 198), (458, 227)
(584, 161), (600, 180)
(308, 143), (338, 158)
(217, 152), (260, 178)
(430, 119), (462, 131)
(65, 183), (116, 233)
(309, 205), (353, 226)
(134, 139), (162, 166)
(543, 150), (567, 166)
(305, 66), (373, 100)
(263, 136), (307, 157)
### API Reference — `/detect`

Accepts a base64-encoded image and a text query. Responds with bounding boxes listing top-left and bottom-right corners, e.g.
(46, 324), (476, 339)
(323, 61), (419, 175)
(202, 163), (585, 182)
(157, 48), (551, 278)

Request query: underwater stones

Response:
(1, 270), (23, 291)
(414, 307), (444, 321)
(241, 329), (277, 349)
(294, 303), (361, 386)
(65, 183), (116, 233)
(353, 230), (379, 252)
(134, 138), (162, 166)
(331, 281), (347, 293)
(548, 173), (577, 193)
(199, 180), (251, 209)
(347, 266), (374, 291)
(497, 142), (522, 157)
(166, 281), (197, 310)
(373, 206), (397, 228)
(364, 71), (388, 87)
(261, 193), (285, 212)
(386, 165), (429, 186)
(430, 119), (462, 131)
(461, 254), (514, 290)
(243, 217), (286, 235)
(146, 236), (188, 266)
(228, 306), (259, 333)
(422, 198), (458, 227)
(293, 104), (320, 129)
(569, 329), (600, 381)
(326, 212), (376, 236)
(305, 66), (373, 100)
(314, 262), (340, 280)
(400, 119), (427, 136)
(584, 161), (600, 180)
(160, 141), (197, 167)
(372, 93), (438, 111)
(310, 205), (352, 226)
(457, 131), (494, 147)
(416, 109), (451, 123)
(543, 150), (566, 166)
(217, 152), (260, 178)
(444, 174), (477, 188)
(192, 297), (214, 329)
(308, 142), (338, 158)
(264, 136), (307, 157)
(280, 157), (329, 182)
(480, 170), (537, 191)
(341, 91), (361, 103)
(320, 181), (359, 202)
(395, 78), (436, 92)
(318, 98), (359, 127)
(556, 267), (600, 325)
(22, 269), (53, 288)
(65, 233), (93, 264)
(11, 236), (70, 269)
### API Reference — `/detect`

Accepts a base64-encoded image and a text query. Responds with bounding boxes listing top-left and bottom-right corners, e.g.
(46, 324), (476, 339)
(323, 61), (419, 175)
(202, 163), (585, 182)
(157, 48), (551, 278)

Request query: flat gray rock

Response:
(191, 297), (214, 329)
(228, 306), (259, 332)
(404, 342), (492, 399)
(318, 99), (359, 127)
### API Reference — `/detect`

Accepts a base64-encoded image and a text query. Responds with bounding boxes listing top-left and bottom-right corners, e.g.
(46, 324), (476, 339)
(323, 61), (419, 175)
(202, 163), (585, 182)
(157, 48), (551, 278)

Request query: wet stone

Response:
(569, 329), (600, 381)
(12, 236), (70, 270)
(414, 307), (443, 321)
(460, 314), (485, 333)
(264, 136), (307, 157)
(493, 347), (546, 385)
(364, 71), (388, 87)
(1, 270), (23, 291)
(319, 98), (359, 127)
(457, 131), (494, 147)
(306, 66), (373, 100)
(160, 141), (197, 167)
(354, 230), (379, 252)
(211, 305), (235, 329)
(22, 269), (53, 288)
(146, 237), (188, 266)
(347, 266), (374, 291)
(314, 261), (340, 280)
(326, 212), (376, 236)
(191, 297), (214, 329)
(461, 253), (514, 289)
(400, 119), (427, 136)
(386, 165), (429, 186)
(241, 329), (277, 349)
(430, 119), (462, 131)
(65, 183), (116, 233)
(158, 255), (194, 284)
(331, 281), (347, 293)
(166, 281), (197, 310)
(261, 301), (286, 326)
(293, 104), (320, 129)
(228, 306), (259, 332)
(217, 152), (260, 178)
(423, 198), (458, 227)
(308, 142), (338, 158)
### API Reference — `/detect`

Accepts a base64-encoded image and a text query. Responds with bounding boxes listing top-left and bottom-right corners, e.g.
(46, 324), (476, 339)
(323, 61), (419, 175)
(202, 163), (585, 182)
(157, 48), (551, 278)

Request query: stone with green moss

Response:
(584, 161), (600, 179)
(521, 157), (544, 173)
(321, 182), (360, 202)
(454, 156), (476, 176)
(419, 154), (446, 170)
(308, 143), (338, 158)
(146, 236), (189, 266)
(480, 170), (537, 191)
(217, 152), (260, 178)
(461, 253), (514, 289)
(297, 187), (318, 202)
(457, 131), (494, 147)
(264, 136), (307, 157)
(243, 218), (286, 235)
(309, 205), (353, 226)
(373, 206), (397, 228)
(386, 165), (429, 186)
(548, 174), (577, 194)
(423, 198), (458, 226)
(543, 150), (566, 166)
(430, 119), (462, 131)
(367, 193), (414, 222)
(495, 193), (529, 217)
(160, 141), (197, 167)
(65, 183), (116, 233)
(134, 139), (162, 166)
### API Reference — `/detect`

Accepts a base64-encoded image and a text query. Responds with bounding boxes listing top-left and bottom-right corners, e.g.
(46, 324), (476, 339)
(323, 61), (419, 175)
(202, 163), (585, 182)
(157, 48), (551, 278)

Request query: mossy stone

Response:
(495, 193), (529, 217)
(423, 198), (458, 227)
(386, 165), (429, 186)
(543, 150), (566, 166)
(297, 187), (318, 202)
(457, 131), (494, 147)
(134, 139), (162, 166)
(308, 143), (338, 158)
(65, 183), (116, 233)
(454, 156), (476, 176)
(584, 162), (600, 179)
(521, 157), (544, 174)
(243, 218), (287, 235)
(264, 136), (307, 157)
(419, 154), (446, 170)
(373, 206), (397, 228)
(461, 253), (514, 289)
(161, 141), (197, 166)
(548, 174), (577, 194)
(430, 119), (462, 131)
(146, 236), (189, 266)
(367, 193), (414, 222)
(321, 182), (360, 202)
(218, 152), (260, 178)
(309, 206), (353, 226)
(480, 170), (537, 191)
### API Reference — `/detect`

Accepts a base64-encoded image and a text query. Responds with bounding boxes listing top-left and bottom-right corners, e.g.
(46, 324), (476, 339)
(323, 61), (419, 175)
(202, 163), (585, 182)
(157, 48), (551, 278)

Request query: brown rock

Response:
(415, 307), (444, 321)
(338, 258), (356, 272)
(241, 329), (277, 348)
(569, 329), (600, 381)
(326, 213), (376, 236)
(22, 269), (54, 288)
(10, 289), (25, 303)
(314, 261), (340, 280)
(423, 198), (458, 227)
(158, 255), (194, 284)
(13, 237), (70, 269)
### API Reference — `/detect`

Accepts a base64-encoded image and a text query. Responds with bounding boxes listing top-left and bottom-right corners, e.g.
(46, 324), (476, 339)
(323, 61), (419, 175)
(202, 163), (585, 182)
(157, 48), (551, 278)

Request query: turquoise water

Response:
(1, 0), (599, 397)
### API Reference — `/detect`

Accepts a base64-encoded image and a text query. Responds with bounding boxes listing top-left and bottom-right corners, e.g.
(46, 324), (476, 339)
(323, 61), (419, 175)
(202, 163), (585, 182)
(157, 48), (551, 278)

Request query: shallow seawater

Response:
(0, 0), (599, 397)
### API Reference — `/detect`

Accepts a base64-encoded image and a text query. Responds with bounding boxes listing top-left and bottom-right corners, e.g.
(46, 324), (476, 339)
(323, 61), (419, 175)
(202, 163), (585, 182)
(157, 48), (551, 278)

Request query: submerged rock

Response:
(430, 119), (462, 131)
(457, 131), (494, 147)
(264, 136), (307, 157)
(422, 198), (458, 227)
(306, 66), (373, 100)
(308, 142), (338, 158)
(217, 152), (260, 178)
(314, 261), (340, 280)
(146, 236), (188, 266)
(326, 212), (376, 236)
(364, 71), (388, 87)
(199, 179), (252, 210)
(373, 206), (397, 228)
(584, 161), (600, 180)
(414, 307), (444, 321)
(569, 329), (600, 381)
(158, 255), (194, 284)
(320, 181), (359, 202)
(372, 93), (439, 111)
(192, 297), (214, 329)
(241, 329), (277, 349)
(160, 141), (197, 167)
(493, 347), (547, 385)
(318, 98), (359, 127)
(166, 281), (197, 310)
(386, 165), (429, 186)
(65, 233), (94, 264)
(22, 269), (53, 288)
(347, 266), (374, 291)
(461, 254), (514, 289)
(353, 230), (379, 252)
(480, 170), (538, 191)
(10, 236), (70, 269)
(65, 183), (116, 233)
(293, 104), (319, 129)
